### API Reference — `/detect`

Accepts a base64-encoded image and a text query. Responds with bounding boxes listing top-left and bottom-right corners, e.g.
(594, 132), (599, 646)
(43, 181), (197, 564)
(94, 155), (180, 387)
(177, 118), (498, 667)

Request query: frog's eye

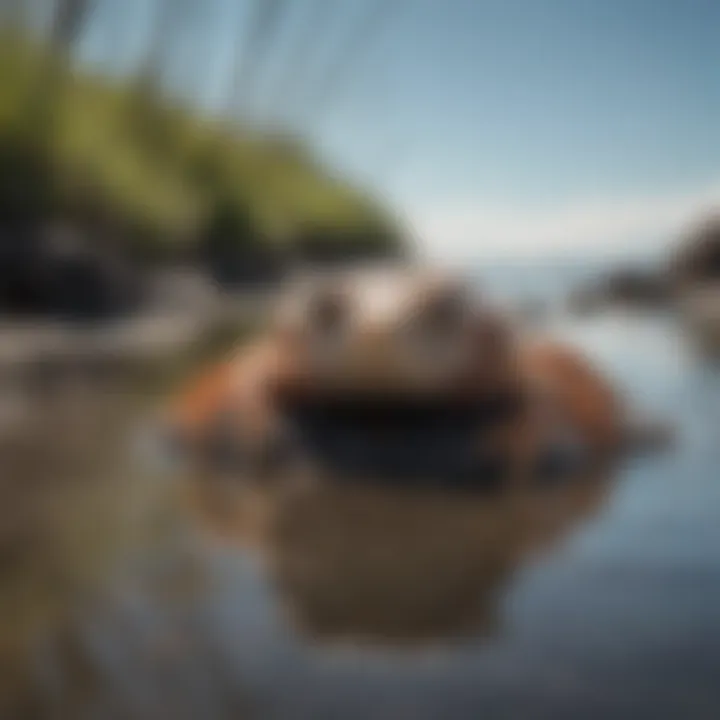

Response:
(302, 286), (355, 368)
(420, 288), (471, 339)
(307, 287), (349, 337)
(407, 286), (472, 347)
(399, 286), (473, 374)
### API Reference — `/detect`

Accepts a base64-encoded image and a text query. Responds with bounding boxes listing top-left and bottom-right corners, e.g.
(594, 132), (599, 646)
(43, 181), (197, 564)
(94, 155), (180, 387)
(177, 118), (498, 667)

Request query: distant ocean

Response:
(470, 251), (663, 305)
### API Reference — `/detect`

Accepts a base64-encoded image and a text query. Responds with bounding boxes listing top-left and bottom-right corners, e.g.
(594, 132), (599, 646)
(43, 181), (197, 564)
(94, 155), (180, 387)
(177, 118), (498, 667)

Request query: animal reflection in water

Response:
(186, 469), (614, 645)
(165, 265), (666, 643)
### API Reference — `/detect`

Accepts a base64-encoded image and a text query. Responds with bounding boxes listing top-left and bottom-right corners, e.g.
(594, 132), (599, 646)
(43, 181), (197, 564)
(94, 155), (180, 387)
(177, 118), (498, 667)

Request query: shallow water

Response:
(1, 307), (719, 720)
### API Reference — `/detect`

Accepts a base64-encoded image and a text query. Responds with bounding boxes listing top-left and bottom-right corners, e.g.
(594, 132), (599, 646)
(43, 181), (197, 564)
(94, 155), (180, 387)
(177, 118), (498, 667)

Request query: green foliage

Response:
(0, 34), (404, 260)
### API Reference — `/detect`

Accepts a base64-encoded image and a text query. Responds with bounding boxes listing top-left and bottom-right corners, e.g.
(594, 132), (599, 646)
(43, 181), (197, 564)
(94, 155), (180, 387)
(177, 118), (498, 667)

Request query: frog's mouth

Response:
(275, 390), (523, 483)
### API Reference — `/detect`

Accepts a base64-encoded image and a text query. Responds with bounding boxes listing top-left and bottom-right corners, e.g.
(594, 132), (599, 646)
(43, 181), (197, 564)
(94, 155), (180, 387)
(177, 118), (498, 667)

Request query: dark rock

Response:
(0, 224), (146, 321)
(602, 268), (671, 306)
(567, 267), (670, 314)
(669, 215), (720, 289)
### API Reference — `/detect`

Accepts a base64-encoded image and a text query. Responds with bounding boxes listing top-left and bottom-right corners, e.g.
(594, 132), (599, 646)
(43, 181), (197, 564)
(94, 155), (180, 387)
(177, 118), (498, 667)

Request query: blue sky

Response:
(79, 0), (720, 260)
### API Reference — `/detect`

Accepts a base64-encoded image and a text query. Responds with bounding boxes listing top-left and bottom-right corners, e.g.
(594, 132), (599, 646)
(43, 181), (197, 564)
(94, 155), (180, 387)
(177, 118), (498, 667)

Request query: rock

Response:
(669, 215), (720, 289)
(676, 284), (720, 358)
(567, 268), (670, 315)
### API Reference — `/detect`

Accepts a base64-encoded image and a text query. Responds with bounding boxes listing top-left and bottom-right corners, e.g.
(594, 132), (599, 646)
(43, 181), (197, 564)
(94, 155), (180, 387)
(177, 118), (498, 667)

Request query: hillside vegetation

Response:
(0, 31), (404, 267)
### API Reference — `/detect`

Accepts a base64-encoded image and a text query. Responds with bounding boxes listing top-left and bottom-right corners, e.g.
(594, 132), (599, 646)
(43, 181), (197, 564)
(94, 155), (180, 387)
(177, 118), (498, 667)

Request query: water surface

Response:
(1, 301), (719, 720)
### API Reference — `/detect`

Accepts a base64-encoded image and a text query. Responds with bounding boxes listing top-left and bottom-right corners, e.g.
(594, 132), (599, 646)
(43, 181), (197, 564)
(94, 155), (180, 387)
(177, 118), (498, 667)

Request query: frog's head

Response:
(269, 266), (518, 398)
(158, 266), (528, 482)
(264, 266), (526, 481)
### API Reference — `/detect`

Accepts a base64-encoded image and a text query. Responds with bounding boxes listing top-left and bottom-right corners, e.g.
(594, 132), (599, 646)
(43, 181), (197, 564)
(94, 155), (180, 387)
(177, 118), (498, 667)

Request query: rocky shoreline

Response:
(565, 216), (720, 355)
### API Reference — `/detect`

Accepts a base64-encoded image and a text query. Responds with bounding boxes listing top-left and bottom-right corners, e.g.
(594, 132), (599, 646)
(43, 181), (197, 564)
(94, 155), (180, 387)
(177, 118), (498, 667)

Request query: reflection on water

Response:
(185, 475), (613, 646)
(1, 310), (720, 719)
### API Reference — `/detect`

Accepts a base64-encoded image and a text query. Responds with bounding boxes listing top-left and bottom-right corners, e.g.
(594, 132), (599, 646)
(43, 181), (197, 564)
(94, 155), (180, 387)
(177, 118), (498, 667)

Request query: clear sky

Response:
(79, 0), (720, 261)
